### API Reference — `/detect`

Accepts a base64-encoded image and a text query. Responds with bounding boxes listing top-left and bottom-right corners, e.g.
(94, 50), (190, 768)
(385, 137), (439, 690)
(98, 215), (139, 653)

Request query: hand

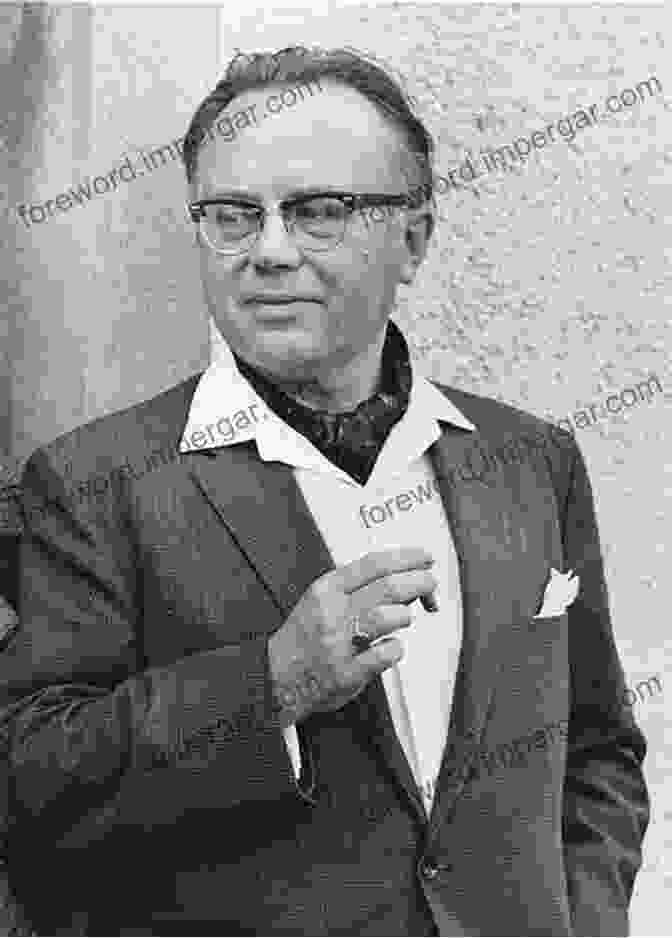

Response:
(267, 547), (438, 727)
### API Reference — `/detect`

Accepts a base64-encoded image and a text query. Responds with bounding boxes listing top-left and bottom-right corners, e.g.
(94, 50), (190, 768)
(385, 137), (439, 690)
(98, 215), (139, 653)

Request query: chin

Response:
(247, 330), (330, 380)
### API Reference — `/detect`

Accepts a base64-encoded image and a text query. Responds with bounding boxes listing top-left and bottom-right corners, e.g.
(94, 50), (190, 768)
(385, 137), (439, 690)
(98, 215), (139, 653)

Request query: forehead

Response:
(194, 78), (413, 199)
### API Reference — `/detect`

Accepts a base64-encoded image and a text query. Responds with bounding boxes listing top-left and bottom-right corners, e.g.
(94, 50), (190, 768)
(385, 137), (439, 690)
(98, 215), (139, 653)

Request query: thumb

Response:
(351, 635), (404, 684)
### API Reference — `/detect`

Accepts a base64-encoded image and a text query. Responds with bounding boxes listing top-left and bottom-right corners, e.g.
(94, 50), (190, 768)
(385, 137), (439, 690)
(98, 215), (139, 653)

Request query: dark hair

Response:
(182, 45), (435, 203)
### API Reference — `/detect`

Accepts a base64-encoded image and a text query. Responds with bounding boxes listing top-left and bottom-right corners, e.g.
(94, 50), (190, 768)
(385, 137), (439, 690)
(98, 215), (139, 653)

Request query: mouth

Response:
(243, 296), (323, 306)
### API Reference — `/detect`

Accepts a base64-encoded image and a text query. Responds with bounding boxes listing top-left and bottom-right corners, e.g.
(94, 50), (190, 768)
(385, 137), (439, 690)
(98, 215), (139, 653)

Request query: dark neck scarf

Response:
(233, 319), (412, 485)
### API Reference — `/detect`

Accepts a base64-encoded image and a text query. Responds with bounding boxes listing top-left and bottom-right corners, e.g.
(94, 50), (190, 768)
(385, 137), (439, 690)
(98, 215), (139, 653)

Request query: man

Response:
(0, 47), (648, 935)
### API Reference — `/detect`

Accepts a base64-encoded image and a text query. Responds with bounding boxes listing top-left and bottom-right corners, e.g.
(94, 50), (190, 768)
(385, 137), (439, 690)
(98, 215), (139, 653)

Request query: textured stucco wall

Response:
(3, 2), (671, 932)
(5, 3), (219, 465)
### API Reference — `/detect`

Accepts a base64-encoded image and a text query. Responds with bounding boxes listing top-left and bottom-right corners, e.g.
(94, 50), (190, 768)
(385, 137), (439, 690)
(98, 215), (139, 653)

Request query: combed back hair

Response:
(182, 45), (435, 204)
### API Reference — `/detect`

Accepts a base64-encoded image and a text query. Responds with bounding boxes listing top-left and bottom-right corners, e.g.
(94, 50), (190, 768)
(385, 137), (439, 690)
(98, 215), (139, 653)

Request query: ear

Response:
(398, 204), (435, 285)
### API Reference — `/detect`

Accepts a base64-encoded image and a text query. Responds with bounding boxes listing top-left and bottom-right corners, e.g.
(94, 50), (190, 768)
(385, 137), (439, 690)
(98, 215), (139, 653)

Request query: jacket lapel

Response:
(353, 670), (429, 821)
(426, 428), (530, 832)
(188, 443), (335, 621)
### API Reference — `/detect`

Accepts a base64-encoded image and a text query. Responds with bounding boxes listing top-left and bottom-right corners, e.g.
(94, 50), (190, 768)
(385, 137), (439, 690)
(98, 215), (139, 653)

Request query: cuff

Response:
(283, 724), (301, 780)
(283, 723), (317, 804)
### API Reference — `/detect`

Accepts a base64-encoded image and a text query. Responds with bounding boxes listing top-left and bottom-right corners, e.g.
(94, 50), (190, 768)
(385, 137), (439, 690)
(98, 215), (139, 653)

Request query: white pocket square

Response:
(533, 568), (580, 618)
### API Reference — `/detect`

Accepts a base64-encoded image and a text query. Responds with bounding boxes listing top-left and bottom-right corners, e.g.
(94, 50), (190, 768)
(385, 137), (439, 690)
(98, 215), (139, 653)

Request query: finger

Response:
(346, 636), (404, 685)
(350, 604), (413, 643)
(349, 636), (404, 682)
(356, 569), (438, 611)
(420, 589), (440, 613)
(334, 548), (435, 595)
(398, 589), (439, 611)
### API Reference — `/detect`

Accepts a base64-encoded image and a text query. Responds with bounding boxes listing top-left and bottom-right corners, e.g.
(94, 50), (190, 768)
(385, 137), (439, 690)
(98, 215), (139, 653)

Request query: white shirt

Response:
(179, 329), (475, 814)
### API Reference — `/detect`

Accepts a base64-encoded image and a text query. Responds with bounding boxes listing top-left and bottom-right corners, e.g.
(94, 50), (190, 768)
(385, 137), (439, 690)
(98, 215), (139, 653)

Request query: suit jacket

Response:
(0, 375), (648, 936)
(0, 507), (35, 935)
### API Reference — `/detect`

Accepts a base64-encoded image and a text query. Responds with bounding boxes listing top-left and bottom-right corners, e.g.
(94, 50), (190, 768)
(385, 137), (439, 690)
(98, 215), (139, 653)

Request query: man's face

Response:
(190, 79), (431, 382)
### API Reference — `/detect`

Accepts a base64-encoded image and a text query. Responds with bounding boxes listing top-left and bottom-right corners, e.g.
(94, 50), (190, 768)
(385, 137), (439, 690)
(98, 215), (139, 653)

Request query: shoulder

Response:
(24, 373), (203, 490)
(430, 380), (563, 439)
(428, 379), (581, 483)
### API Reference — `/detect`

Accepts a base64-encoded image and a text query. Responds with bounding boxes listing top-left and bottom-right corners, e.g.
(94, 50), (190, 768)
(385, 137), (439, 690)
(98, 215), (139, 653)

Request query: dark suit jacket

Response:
(0, 501), (35, 936)
(0, 375), (648, 935)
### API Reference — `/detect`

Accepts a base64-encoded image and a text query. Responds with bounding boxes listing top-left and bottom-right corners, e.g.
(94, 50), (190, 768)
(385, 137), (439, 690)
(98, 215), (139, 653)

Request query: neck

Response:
(262, 330), (387, 413)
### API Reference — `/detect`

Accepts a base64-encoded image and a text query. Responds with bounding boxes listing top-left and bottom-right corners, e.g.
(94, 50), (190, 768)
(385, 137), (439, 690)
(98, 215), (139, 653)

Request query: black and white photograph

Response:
(0, 1), (669, 934)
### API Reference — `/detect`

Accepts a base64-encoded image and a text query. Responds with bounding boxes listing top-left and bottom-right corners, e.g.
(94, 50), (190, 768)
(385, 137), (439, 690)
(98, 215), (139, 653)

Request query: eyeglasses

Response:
(186, 191), (416, 255)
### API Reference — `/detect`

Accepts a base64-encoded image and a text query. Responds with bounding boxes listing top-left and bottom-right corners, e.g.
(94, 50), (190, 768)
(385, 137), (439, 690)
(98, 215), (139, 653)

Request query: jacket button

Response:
(419, 858), (440, 881)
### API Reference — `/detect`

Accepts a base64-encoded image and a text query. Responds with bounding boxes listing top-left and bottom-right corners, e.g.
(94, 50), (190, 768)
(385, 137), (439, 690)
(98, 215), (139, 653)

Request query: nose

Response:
(247, 205), (302, 269)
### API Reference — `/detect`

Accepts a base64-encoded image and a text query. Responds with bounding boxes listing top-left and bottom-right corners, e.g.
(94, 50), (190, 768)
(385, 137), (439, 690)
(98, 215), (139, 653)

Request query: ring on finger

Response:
(350, 614), (373, 654)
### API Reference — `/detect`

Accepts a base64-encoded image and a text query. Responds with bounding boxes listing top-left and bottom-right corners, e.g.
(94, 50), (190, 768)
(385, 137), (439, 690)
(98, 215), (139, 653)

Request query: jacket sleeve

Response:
(0, 641), (34, 938)
(557, 437), (650, 936)
(0, 446), (313, 857)
(0, 861), (34, 937)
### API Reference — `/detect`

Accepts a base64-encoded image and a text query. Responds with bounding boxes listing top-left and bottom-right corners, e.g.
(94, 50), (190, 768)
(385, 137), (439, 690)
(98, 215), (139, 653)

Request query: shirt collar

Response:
(180, 325), (475, 484)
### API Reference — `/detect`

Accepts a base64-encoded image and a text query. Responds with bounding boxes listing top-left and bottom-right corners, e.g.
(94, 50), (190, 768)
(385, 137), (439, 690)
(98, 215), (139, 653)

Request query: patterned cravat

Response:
(233, 319), (412, 485)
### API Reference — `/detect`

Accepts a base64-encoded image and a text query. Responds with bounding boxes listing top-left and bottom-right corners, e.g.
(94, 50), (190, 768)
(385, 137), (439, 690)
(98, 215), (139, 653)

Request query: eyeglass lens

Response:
(199, 196), (351, 253)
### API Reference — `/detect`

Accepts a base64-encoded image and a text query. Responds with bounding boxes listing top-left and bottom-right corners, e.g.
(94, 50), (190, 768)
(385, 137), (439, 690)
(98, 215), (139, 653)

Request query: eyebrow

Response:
(196, 186), (358, 203)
